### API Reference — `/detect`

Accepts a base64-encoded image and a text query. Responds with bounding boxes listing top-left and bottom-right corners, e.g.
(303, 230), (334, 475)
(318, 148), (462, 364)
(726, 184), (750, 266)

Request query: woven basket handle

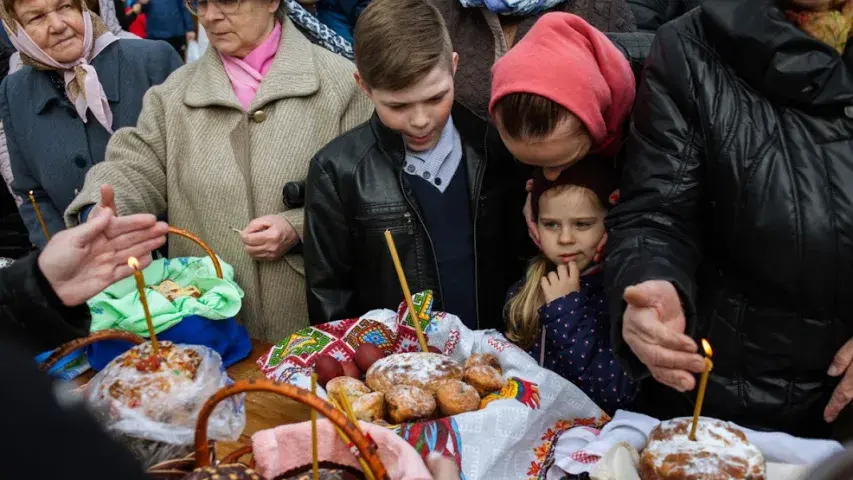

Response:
(40, 329), (145, 372)
(194, 379), (389, 480)
(168, 226), (223, 279)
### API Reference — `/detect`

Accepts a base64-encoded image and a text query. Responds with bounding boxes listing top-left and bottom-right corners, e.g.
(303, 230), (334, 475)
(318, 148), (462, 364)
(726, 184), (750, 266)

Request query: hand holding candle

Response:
(128, 257), (159, 357)
(689, 339), (713, 441)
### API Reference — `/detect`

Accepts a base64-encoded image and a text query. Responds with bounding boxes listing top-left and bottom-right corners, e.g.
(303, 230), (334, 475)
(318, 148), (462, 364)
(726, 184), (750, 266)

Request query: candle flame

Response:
(127, 257), (140, 270)
(702, 338), (713, 357)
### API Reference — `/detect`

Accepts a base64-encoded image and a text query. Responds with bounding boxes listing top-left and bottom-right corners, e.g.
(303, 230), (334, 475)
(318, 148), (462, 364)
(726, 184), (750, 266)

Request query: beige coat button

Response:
(251, 110), (268, 123)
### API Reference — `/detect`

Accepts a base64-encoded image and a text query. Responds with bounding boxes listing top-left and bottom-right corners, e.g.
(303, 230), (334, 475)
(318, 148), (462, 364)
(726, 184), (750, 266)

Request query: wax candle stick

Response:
(27, 190), (51, 241)
(383, 230), (429, 352)
(689, 339), (714, 441)
(335, 392), (376, 480)
(127, 257), (159, 357)
(311, 373), (319, 480)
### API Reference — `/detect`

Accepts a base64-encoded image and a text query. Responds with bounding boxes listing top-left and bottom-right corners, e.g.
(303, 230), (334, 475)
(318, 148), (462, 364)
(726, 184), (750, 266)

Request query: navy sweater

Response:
(508, 270), (638, 412)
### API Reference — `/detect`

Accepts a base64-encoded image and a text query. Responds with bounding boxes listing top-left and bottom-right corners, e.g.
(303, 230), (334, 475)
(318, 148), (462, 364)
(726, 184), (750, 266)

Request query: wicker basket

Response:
(146, 379), (390, 479)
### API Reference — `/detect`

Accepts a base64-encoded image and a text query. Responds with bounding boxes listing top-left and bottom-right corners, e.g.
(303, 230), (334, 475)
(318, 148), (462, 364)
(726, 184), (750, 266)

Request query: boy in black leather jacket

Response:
(303, 0), (531, 329)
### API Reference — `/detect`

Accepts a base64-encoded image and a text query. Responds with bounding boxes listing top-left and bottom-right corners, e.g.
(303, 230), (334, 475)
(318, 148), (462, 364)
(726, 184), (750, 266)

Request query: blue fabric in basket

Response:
(86, 315), (252, 371)
(35, 348), (91, 380)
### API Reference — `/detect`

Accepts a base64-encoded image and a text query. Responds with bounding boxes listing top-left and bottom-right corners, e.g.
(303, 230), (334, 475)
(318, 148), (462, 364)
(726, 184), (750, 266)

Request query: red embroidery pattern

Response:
(526, 414), (611, 479)
(443, 329), (460, 355)
(487, 336), (513, 352)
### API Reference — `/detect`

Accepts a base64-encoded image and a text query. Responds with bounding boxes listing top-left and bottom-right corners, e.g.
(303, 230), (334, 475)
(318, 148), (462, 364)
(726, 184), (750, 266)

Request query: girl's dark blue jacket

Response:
(508, 270), (638, 412)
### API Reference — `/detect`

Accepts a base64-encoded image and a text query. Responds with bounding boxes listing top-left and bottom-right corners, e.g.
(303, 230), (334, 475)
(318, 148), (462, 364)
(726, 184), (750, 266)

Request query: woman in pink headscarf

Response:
(0, 0), (180, 248)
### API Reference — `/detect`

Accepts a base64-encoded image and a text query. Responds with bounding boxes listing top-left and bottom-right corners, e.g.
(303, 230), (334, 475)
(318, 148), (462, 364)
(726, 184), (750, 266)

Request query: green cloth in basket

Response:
(87, 256), (244, 336)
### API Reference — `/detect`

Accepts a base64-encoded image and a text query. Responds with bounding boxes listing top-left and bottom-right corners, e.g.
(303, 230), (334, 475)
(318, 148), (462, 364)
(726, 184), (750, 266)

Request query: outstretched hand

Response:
(622, 280), (705, 392)
(426, 453), (461, 480)
(824, 338), (853, 422)
(38, 208), (169, 306)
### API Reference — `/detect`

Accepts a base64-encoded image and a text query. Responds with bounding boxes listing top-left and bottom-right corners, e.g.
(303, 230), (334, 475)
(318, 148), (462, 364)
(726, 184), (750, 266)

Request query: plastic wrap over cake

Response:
(85, 341), (246, 445)
(258, 291), (610, 480)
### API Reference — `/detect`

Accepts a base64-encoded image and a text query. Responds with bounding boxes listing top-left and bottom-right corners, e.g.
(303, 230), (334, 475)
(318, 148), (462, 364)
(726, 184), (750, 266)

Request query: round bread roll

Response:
(366, 352), (463, 395)
(463, 365), (505, 397)
(325, 376), (370, 405)
(464, 353), (502, 374)
(436, 380), (480, 416)
(351, 392), (385, 422)
(385, 385), (436, 424)
(639, 418), (765, 480)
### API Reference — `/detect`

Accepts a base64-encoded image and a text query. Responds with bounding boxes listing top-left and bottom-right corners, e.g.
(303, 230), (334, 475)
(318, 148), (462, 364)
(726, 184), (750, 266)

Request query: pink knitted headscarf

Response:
(490, 13), (635, 157)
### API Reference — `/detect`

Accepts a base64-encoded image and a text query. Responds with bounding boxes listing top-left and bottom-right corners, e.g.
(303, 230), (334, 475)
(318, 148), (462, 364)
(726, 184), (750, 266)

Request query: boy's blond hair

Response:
(353, 0), (454, 91)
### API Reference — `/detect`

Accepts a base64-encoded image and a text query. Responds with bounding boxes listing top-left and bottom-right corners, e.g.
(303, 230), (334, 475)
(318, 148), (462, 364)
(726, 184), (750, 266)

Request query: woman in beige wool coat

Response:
(65, 0), (373, 341)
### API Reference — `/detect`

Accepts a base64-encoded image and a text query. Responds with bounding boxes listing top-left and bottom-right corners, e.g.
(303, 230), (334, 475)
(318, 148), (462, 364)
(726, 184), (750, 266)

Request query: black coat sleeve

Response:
(603, 24), (704, 380)
(303, 157), (356, 325)
(0, 252), (91, 352)
(1, 338), (149, 480)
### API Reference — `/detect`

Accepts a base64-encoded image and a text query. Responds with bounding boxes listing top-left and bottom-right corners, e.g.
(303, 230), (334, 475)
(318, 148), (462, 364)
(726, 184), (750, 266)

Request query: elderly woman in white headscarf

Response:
(0, 0), (180, 248)
(65, 0), (373, 341)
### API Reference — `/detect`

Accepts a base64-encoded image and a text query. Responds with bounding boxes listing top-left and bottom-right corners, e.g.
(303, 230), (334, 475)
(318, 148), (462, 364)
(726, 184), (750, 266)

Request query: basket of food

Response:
(150, 378), (420, 480)
(42, 330), (246, 472)
(258, 289), (611, 480)
(84, 226), (251, 371)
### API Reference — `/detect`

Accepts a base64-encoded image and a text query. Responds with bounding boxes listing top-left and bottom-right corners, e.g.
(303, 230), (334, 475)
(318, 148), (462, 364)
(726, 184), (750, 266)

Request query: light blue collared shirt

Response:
(403, 117), (462, 193)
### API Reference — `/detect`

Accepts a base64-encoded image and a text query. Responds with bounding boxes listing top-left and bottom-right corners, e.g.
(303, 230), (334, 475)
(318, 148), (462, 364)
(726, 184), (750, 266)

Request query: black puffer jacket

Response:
(627, 0), (705, 31)
(605, 0), (853, 438)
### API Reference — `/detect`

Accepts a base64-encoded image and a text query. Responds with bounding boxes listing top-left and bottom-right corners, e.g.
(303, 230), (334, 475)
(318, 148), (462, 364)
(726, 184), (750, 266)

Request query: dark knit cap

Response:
(530, 156), (620, 219)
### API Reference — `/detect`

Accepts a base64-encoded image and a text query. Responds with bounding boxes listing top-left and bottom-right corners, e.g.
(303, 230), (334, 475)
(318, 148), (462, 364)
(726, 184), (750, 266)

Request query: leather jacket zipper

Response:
(398, 168), (445, 310)
(471, 140), (487, 330)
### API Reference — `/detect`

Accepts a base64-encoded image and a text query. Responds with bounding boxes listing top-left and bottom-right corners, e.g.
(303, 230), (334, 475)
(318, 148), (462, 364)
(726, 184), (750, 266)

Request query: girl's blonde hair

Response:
(505, 255), (550, 349)
(505, 185), (605, 349)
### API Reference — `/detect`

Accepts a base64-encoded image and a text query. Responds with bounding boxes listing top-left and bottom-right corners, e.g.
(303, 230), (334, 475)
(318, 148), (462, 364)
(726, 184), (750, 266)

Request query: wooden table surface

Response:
(214, 341), (312, 458)
(76, 340), (312, 460)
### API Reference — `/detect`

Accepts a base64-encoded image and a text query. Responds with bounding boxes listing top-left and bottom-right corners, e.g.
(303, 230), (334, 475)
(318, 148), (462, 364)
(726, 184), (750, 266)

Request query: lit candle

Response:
(27, 190), (51, 241)
(311, 373), (319, 480)
(127, 257), (159, 357)
(689, 339), (714, 441)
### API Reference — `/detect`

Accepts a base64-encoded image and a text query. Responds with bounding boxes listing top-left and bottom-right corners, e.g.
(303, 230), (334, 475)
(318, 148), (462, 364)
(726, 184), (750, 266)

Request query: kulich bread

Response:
(463, 365), (505, 397)
(366, 352), (463, 395)
(276, 466), (365, 480)
(384, 385), (436, 424)
(184, 464), (261, 479)
(464, 353), (502, 374)
(326, 377), (370, 405)
(639, 418), (765, 480)
(352, 392), (385, 422)
(436, 380), (480, 416)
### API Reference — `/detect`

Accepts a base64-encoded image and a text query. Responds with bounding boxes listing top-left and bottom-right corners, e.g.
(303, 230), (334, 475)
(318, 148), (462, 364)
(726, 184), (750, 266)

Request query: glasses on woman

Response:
(185, 0), (241, 16)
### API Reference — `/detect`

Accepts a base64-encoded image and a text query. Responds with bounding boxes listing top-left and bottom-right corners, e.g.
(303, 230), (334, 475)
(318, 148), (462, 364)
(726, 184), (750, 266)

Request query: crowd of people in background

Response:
(2, 0), (853, 477)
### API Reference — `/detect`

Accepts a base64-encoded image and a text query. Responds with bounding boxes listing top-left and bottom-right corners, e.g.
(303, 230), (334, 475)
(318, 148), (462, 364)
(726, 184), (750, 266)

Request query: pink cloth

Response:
(252, 419), (433, 480)
(489, 13), (635, 158)
(220, 21), (281, 111)
(3, 12), (118, 132)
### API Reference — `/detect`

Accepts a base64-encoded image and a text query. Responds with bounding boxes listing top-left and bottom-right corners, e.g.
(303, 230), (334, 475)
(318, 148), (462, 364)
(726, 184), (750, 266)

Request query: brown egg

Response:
(341, 360), (362, 379)
(428, 346), (442, 354)
(354, 343), (386, 372)
(314, 355), (344, 387)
